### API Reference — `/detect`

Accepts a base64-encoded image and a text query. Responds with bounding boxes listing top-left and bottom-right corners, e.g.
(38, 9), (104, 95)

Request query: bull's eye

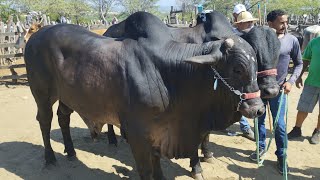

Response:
(233, 68), (242, 75)
(210, 37), (219, 41)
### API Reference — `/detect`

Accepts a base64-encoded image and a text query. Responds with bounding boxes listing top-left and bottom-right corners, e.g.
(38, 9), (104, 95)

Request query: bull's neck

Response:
(171, 25), (206, 44)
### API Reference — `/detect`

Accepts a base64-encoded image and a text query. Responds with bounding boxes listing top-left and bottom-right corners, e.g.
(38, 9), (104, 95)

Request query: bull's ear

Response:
(184, 53), (222, 65)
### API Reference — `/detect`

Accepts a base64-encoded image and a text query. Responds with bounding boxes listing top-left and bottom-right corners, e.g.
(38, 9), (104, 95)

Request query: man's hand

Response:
(295, 77), (303, 88)
(282, 82), (292, 94)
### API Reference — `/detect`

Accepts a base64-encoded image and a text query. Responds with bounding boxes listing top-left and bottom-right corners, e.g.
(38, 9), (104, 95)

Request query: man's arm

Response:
(296, 39), (313, 88)
(283, 36), (303, 94)
(287, 37), (303, 85)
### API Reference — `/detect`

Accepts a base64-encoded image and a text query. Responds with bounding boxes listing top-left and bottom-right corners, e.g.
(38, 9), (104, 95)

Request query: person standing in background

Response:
(287, 36), (320, 144)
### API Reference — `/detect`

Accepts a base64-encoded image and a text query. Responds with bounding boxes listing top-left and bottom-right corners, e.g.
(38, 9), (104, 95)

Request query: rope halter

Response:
(210, 66), (261, 111)
(257, 69), (277, 78)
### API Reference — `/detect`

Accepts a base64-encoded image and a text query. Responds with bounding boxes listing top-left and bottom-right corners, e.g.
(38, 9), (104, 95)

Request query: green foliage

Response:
(266, 0), (320, 17)
(0, 0), (16, 22)
(117, 0), (159, 15)
(203, 0), (320, 21)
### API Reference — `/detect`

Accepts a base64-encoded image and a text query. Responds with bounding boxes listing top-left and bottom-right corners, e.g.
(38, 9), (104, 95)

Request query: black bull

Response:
(103, 11), (281, 179)
(25, 12), (264, 179)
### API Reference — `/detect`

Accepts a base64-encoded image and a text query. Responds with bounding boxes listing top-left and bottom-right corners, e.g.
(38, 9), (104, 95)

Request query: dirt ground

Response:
(0, 72), (319, 180)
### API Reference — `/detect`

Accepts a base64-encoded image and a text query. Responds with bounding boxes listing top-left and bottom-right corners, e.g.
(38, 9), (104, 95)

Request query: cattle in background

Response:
(22, 23), (43, 42)
(301, 25), (320, 51)
(290, 30), (304, 49)
(25, 11), (264, 179)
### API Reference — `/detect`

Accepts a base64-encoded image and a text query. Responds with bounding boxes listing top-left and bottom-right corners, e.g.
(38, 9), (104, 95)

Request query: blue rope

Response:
(254, 90), (289, 180)
(283, 94), (288, 180)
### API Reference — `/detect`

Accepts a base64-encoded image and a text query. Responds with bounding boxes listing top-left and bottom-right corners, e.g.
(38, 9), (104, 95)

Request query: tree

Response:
(0, 0), (16, 22)
(176, 0), (202, 12)
(266, 0), (320, 18)
(10, 0), (92, 24)
(66, 0), (91, 24)
(88, 0), (117, 24)
(117, 0), (159, 15)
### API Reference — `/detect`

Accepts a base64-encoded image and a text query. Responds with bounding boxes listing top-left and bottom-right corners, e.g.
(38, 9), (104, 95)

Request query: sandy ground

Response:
(0, 73), (319, 180)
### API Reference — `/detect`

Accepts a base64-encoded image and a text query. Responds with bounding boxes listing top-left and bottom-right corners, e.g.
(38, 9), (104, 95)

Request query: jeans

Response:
(258, 92), (287, 159)
(240, 116), (251, 132)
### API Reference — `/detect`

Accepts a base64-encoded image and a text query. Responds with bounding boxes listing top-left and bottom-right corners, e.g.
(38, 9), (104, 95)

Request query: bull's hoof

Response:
(67, 154), (78, 161)
(45, 158), (57, 168)
(45, 150), (57, 165)
(64, 148), (76, 158)
(203, 156), (215, 164)
(66, 149), (77, 161)
(191, 172), (204, 180)
(107, 132), (118, 146)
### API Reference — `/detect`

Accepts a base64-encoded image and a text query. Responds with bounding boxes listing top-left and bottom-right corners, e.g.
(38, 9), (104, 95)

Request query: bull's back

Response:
(24, 24), (126, 124)
(103, 21), (125, 38)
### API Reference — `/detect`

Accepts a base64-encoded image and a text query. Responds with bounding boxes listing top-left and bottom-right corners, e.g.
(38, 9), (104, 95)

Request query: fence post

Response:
(42, 14), (48, 26)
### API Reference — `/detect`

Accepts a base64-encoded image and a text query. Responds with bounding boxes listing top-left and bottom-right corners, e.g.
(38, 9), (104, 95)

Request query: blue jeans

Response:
(240, 116), (251, 132)
(258, 92), (287, 159)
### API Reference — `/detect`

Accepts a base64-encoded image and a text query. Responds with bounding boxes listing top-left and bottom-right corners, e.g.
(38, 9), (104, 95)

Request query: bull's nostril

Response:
(264, 89), (271, 96)
(257, 108), (265, 117)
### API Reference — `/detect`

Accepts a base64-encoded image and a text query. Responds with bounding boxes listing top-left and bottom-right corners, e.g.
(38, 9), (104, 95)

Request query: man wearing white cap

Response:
(233, 4), (246, 22)
(234, 11), (259, 35)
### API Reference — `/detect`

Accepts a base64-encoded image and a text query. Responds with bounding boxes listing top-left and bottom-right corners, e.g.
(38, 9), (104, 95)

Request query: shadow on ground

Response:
(50, 127), (191, 179)
(0, 141), (122, 180)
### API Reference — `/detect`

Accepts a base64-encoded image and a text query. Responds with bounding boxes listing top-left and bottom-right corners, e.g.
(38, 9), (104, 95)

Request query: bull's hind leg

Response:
(57, 102), (76, 160)
(36, 103), (56, 165)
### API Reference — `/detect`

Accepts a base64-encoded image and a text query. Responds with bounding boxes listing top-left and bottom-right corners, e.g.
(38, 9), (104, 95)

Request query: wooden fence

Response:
(0, 15), (112, 83)
(0, 21), (26, 83)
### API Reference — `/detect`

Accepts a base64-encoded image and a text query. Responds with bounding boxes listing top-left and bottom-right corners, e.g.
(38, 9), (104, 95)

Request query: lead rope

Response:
(283, 93), (288, 180)
(254, 90), (288, 179)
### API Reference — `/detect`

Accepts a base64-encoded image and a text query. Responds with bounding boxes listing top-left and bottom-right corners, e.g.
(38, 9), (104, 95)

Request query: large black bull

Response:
(103, 11), (280, 179)
(25, 12), (264, 179)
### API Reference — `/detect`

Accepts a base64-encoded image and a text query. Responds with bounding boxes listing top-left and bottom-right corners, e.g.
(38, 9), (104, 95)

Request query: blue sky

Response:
(156, 0), (178, 6)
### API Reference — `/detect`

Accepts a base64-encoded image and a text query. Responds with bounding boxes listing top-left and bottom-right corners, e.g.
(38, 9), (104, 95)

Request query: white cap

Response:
(233, 4), (246, 14)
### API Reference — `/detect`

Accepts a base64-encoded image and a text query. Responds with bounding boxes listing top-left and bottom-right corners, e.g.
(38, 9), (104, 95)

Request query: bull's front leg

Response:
(201, 133), (214, 163)
(190, 150), (204, 180)
(126, 121), (165, 179)
(152, 152), (166, 180)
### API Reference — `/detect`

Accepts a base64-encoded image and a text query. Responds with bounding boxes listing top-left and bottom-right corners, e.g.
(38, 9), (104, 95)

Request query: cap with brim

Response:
(234, 11), (259, 24)
(233, 4), (246, 14)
